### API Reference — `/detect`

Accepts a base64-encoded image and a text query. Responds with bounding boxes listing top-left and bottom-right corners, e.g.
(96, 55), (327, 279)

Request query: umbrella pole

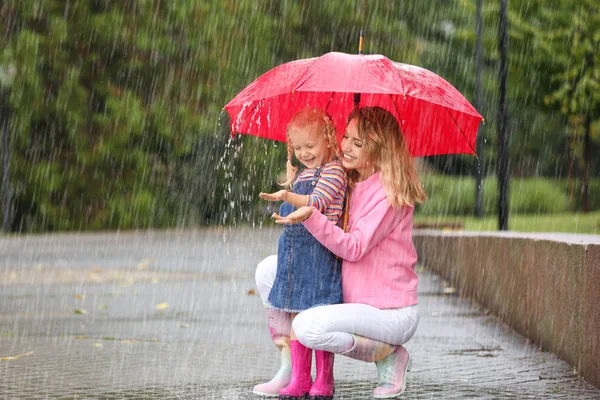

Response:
(354, 29), (364, 108)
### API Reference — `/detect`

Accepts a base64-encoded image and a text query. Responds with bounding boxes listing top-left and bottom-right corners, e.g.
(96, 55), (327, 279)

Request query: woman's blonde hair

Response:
(346, 106), (427, 208)
(280, 108), (339, 189)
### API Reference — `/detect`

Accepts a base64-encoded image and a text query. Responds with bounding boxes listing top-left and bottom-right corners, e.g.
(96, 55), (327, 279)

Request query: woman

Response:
(254, 106), (427, 399)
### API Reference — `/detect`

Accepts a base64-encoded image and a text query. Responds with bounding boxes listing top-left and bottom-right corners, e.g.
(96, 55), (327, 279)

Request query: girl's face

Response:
(341, 118), (374, 179)
(288, 127), (330, 169)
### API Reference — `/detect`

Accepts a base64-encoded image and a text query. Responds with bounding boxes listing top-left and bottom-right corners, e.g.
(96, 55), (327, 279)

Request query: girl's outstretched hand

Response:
(259, 190), (288, 202)
(272, 206), (314, 224)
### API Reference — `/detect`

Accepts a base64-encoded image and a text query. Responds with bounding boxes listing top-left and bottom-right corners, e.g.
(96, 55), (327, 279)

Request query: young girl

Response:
(255, 108), (347, 400)
(265, 106), (427, 399)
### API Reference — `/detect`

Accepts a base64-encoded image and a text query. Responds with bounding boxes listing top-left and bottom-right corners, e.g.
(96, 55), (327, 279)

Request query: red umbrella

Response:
(224, 51), (483, 157)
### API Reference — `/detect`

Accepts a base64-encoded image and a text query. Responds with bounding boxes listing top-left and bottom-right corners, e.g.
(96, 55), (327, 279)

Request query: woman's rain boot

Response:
(308, 350), (335, 400)
(373, 346), (410, 398)
(278, 340), (312, 399)
(340, 334), (409, 399)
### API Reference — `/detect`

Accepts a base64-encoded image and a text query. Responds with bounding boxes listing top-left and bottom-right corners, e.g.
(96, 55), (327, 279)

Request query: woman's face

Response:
(341, 118), (373, 179)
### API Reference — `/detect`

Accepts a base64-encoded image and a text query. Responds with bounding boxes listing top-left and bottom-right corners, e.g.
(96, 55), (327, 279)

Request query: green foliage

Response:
(417, 175), (574, 216)
(561, 178), (600, 212)
(507, 0), (600, 178)
(0, 0), (598, 232)
(1, 0), (227, 231)
(509, 178), (570, 214)
(415, 211), (600, 234)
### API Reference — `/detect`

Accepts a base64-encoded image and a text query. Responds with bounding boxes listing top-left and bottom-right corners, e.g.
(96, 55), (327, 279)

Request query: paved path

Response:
(0, 228), (599, 399)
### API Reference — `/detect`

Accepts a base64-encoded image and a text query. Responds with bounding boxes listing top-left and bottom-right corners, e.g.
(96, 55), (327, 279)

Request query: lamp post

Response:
(0, 63), (16, 233)
(474, 0), (485, 218)
(497, 0), (510, 231)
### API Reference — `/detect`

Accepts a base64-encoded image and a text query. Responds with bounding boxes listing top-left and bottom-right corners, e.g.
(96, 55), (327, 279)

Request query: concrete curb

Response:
(413, 230), (600, 389)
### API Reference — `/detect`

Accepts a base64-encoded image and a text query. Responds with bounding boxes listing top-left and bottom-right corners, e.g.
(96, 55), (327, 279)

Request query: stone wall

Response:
(413, 230), (600, 388)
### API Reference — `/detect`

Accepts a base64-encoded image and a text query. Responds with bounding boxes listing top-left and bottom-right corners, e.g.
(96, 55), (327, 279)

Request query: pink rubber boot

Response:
(278, 340), (312, 399)
(308, 350), (335, 400)
(252, 309), (292, 397)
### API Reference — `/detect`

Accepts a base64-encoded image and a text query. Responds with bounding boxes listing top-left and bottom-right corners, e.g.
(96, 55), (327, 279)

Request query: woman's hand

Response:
(259, 190), (288, 202)
(272, 206), (314, 224)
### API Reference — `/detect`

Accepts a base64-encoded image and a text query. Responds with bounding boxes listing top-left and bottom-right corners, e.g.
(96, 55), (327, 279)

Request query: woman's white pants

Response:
(255, 255), (419, 354)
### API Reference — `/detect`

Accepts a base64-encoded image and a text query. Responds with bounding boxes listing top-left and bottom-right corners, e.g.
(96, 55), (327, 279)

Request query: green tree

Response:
(2, 0), (596, 232)
(510, 0), (600, 211)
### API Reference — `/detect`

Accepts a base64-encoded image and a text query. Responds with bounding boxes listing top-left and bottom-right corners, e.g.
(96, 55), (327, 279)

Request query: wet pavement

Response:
(1, 227), (599, 399)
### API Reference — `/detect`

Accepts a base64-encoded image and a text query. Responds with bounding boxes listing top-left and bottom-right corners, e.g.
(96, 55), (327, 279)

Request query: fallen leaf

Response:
(137, 257), (155, 270)
(74, 294), (85, 300)
(87, 272), (104, 283)
(93, 343), (103, 348)
(102, 336), (116, 341)
(120, 339), (142, 344)
(151, 278), (160, 284)
(155, 302), (168, 310)
(1, 351), (34, 361)
(443, 287), (458, 294)
(247, 289), (256, 295)
(73, 308), (88, 315)
(74, 335), (89, 339)
(98, 304), (108, 310)
(120, 277), (135, 287)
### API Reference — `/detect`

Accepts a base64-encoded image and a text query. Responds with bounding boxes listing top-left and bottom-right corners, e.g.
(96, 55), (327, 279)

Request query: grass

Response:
(414, 211), (600, 234)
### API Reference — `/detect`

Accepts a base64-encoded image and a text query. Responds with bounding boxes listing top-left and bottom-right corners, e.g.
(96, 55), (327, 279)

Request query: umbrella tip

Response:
(358, 30), (364, 55)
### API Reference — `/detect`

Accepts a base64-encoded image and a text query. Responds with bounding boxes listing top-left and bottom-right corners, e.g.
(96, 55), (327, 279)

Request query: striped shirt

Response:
(295, 159), (347, 223)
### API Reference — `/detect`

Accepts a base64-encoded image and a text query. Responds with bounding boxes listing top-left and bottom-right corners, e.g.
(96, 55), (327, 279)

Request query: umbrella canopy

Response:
(224, 52), (483, 157)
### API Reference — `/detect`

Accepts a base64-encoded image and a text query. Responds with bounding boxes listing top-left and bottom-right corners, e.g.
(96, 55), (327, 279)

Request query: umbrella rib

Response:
(325, 92), (335, 113)
(444, 107), (478, 156)
(389, 94), (406, 133)
(239, 99), (262, 126)
(290, 58), (320, 92)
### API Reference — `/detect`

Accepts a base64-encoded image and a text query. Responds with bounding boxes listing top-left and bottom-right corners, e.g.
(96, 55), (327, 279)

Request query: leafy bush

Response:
(416, 175), (573, 216)
(509, 179), (570, 214)
(417, 175), (477, 217)
(559, 179), (600, 212)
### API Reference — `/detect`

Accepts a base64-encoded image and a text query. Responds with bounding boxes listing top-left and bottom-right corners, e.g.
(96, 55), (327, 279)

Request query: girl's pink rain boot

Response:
(252, 309), (292, 397)
(278, 340), (312, 400)
(372, 345), (410, 399)
(308, 350), (335, 400)
(252, 335), (292, 397)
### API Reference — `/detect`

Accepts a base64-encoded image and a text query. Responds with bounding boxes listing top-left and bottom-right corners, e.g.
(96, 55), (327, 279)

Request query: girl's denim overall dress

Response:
(268, 167), (343, 312)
